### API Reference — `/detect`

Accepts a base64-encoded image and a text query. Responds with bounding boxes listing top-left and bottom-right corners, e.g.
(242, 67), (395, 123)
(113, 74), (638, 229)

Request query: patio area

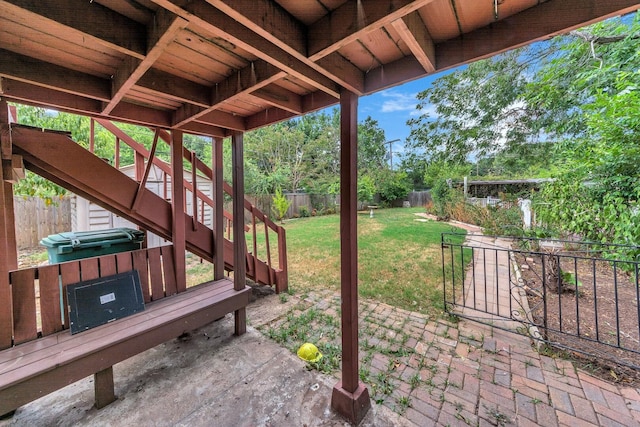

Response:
(4, 276), (640, 426)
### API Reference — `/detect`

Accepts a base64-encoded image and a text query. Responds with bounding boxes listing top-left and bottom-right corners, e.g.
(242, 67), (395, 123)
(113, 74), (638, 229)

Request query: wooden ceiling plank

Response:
(204, 0), (365, 94)
(196, 110), (246, 131)
(179, 121), (228, 138)
(252, 86), (303, 114)
(307, 0), (435, 60)
(391, 12), (435, 73)
(0, 0), (146, 59)
(0, 78), (103, 115)
(437, 0), (640, 71)
(364, 55), (425, 93)
(137, 69), (211, 107)
(150, 0), (340, 97)
(245, 88), (338, 130)
(0, 18), (119, 77)
(0, 49), (111, 102)
(205, 0), (306, 55)
(172, 61), (286, 127)
(104, 9), (188, 114)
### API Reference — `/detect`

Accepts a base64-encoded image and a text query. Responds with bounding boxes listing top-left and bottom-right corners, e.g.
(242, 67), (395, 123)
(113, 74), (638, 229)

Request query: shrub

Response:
(298, 205), (310, 218)
(271, 188), (291, 223)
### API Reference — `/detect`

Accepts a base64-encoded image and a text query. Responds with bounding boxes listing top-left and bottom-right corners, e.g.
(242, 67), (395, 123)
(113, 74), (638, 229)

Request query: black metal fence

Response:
(442, 233), (640, 369)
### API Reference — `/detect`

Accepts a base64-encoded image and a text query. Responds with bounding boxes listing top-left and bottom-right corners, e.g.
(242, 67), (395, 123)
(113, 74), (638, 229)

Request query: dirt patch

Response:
(515, 251), (640, 386)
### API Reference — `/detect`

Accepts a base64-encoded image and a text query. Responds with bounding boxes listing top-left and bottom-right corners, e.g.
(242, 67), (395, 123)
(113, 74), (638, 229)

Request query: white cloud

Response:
(380, 90), (418, 113)
(378, 90), (438, 119)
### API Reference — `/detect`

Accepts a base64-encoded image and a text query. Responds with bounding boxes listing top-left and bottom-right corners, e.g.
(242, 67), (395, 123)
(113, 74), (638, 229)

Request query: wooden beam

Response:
(0, 49), (111, 102)
(204, 0), (364, 94)
(104, 9), (188, 114)
(364, 56), (425, 94)
(150, 0), (340, 98)
(391, 12), (435, 73)
(171, 129), (187, 292)
(212, 137), (224, 281)
(178, 121), (228, 138)
(1, 0), (146, 58)
(246, 90), (338, 130)
(172, 61), (285, 127)
(196, 110), (246, 132)
(231, 130), (246, 335)
(205, 0), (306, 55)
(307, 0), (435, 60)
(436, 0), (640, 71)
(331, 88), (370, 424)
(0, 99), (13, 349)
(137, 69), (212, 108)
(252, 86), (303, 114)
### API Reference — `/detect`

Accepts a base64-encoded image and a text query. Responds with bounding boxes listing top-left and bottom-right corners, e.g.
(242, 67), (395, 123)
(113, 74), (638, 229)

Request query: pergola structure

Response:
(1, 0), (639, 423)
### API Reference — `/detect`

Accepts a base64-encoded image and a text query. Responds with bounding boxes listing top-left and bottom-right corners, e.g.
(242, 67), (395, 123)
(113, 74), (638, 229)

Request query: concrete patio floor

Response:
(4, 231), (640, 426)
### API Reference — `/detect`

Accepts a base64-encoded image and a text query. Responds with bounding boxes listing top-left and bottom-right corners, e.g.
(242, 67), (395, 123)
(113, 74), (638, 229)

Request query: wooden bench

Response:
(0, 246), (250, 416)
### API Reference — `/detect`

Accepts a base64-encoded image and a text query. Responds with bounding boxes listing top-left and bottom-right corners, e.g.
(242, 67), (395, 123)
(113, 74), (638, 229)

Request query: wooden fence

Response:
(14, 196), (71, 249)
(407, 191), (431, 207)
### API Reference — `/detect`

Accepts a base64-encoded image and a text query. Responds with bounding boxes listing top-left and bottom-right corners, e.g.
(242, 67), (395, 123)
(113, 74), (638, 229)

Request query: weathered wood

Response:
(213, 137), (224, 281)
(0, 278), (249, 415)
(161, 245), (177, 295)
(59, 261), (80, 330)
(80, 258), (100, 282)
(38, 264), (63, 336)
(132, 249), (150, 303)
(171, 129), (187, 292)
(115, 251), (133, 273)
(10, 268), (37, 345)
(332, 89), (371, 424)
(0, 159), (12, 348)
(99, 255), (117, 277)
(94, 367), (116, 409)
(148, 247), (164, 301)
(231, 131), (246, 292)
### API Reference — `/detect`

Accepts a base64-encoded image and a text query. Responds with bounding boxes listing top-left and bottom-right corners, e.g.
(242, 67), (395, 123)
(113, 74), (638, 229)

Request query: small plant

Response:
(298, 205), (310, 217)
(396, 396), (411, 414)
(483, 404), (511, 426)
(279, 293), (289, 303)
(409, 373), (421, 390)
(271, 187), (291, 223)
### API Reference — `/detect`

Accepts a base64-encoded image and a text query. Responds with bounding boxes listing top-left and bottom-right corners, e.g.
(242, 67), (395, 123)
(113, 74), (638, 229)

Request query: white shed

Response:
(71, 163), (213, 248)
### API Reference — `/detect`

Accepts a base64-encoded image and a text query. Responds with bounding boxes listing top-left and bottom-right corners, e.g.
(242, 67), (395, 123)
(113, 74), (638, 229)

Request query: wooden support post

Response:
(331, 89), (371, 424)
(231, 131), (246, 336)
(94, 366), (116, 409)
(213, 137), (224, 281)
(0, 100), (15, 349)
(171, 130), (186, 293)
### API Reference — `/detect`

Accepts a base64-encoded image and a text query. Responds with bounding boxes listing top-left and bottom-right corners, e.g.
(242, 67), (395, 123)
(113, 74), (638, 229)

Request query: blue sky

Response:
(357, 68), (460, 163)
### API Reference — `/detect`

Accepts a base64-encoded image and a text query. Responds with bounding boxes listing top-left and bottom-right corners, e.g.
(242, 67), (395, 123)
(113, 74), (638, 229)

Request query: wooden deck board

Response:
(0, 278), (248, 414)
(0, 279), (239, 375)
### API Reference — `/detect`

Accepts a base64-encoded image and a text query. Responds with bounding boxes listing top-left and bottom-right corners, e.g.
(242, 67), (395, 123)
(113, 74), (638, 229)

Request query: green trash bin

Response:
(40, 228), (145, 263)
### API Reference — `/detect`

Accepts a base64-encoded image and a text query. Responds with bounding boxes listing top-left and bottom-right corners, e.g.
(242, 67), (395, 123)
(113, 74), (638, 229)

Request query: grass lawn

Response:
(283, 207), (468, 317)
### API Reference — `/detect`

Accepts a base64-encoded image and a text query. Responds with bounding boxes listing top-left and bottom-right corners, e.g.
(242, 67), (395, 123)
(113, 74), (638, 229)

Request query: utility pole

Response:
(385, 139), (400, 170)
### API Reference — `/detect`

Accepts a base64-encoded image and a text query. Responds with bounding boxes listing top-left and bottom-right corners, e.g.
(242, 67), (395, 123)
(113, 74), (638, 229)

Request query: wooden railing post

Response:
(0, 99), (15, 349)
(231, 131), (246, 336)
(171, 130), (186, 293)
(213, 137), (224, 280)
(331, 89), (371, 424)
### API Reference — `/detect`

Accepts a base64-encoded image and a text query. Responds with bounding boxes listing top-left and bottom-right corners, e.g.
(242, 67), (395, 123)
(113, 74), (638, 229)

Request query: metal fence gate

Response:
(442, 233), (640, 369)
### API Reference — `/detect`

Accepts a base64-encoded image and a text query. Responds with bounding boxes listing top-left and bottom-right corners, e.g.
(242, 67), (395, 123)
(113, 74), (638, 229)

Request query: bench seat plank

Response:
(0, 278), (249, 415)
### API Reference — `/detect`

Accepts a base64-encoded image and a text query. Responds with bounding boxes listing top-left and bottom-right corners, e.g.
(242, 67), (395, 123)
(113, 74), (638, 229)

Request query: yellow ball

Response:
(297, 343), (323, 363)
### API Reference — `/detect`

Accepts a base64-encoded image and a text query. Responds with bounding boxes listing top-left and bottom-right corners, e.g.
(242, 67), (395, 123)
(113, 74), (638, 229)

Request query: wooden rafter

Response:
(0, 0), (146, 58)
(391, 12), (436, 73)
(435, 0), (640, 71)
(103, 9), (188, 114)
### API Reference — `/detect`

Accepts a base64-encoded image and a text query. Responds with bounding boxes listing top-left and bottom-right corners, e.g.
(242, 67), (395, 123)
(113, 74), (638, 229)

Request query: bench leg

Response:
(234, 307), (246, 336)
(94, 366), (116, 409)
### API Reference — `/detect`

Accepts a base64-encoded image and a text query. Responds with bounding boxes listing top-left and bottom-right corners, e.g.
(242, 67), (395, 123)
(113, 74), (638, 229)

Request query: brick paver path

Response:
(275, 231), (640, 426)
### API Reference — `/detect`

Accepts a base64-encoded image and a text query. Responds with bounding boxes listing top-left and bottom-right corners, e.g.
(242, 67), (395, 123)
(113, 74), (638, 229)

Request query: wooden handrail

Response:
(91, 119), (287, 290)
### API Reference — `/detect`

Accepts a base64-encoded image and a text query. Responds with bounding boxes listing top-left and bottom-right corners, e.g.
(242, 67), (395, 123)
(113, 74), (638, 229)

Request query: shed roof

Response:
(1, 0), (638, 137)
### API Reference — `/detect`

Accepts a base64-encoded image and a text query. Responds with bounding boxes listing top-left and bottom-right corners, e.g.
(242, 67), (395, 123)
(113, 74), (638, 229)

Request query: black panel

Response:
(67, 271), (145, 334)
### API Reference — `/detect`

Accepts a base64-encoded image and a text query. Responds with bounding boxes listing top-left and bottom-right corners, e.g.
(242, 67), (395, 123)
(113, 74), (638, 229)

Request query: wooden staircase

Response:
(10, 122), (287, 292)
